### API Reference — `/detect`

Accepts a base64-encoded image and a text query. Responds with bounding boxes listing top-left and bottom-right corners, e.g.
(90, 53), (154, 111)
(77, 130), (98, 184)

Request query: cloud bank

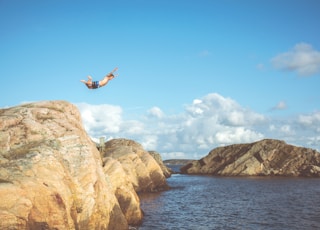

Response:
(76, 93), (320, 160)
(271, 43), (320, 76)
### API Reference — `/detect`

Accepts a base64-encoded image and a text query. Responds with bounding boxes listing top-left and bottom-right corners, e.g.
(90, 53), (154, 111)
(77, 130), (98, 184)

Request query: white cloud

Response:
(280, 125), (294, 135)
(161, 151), (189, 160)
(147, 106), (164, 119)
(215, 127), (263, 144)
(271, 43), (320, 76)
(193, 99), (202, 104)
(185, 93), (265, 126)
(298, 111), (320, 132)
(76, 94), (320, 160)
(264, 112), (320, 151)
(140, 135), (158, 151)
(76, 103), (123, 137)
(121, 120), (145, 135)
(271, 101), (287, 111)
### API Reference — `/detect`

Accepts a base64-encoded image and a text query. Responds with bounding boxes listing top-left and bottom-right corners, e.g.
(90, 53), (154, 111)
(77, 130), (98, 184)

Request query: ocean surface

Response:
(137, 166), (320, 230)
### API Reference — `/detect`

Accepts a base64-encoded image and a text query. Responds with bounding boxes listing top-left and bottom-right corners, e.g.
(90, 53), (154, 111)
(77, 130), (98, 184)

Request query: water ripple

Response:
(138, 175), (320, 229)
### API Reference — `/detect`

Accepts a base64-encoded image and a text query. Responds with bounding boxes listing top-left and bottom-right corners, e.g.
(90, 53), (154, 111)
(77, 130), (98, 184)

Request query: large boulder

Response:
(181, 139), (320, 177)
(148, 151), (172, 178)
(0, 101), (128, 229)
(102, 139), (169, 192)
(102, 157), (143, 226)
(101, 140), (170, 226)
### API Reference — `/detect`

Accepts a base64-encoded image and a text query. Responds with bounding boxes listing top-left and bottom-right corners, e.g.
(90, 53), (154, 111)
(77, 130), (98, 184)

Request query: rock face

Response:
(102, 156), (143, 226)
(0, 101), (166, 229)
(0, 101), (127, 229)
(101, 140), (170, 227)
(102, 139), (169, 193)
(181, 139), (320, 177)
(148, 151), (172, 178)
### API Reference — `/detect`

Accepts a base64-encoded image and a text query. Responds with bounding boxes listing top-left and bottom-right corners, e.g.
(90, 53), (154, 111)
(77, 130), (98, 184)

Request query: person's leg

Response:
(81, 75), (92, 83)
(99, 75), (114, 87)
(87, 75), (92, 83)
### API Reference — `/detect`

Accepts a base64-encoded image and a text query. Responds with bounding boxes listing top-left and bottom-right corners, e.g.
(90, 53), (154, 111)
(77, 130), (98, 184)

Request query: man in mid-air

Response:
(80, 67), (118, 89)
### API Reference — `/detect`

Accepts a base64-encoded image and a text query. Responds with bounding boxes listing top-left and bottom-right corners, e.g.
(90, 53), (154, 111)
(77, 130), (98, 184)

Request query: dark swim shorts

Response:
(92, 81), (100, 89)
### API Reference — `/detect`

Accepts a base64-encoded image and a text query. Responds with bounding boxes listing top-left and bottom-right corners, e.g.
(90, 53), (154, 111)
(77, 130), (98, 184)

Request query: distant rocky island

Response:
(1, 100), (320, 230)
(181, 139), (320, 177)
(163, 159), (194, 173)
(163, 159), (194, 165)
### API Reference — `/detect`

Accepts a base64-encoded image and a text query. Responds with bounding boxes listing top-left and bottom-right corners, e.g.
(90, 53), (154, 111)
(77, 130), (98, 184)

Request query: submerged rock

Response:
(181, 139), (320, 177)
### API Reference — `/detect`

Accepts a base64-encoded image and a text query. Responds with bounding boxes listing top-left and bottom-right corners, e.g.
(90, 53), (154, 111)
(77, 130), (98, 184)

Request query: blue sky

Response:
(1, 0), (320, 159)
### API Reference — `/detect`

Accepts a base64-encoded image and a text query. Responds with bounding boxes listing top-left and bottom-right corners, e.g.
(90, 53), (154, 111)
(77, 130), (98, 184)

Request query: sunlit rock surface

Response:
(0, 101), (129, 229)
(102, 139), (169, 192)
(181, 139), (320, 177)
(148, 150), (173, 178)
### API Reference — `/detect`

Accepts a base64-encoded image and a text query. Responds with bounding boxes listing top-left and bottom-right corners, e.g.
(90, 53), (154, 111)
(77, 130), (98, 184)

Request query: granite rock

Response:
(102, 139), (169, 193)
(148, 151), (172, 178)
(181, 139), (320, 177)
(0, 101), (128, 229)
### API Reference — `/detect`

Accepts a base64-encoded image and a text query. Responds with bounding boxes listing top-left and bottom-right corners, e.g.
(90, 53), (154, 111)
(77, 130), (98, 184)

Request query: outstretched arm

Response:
(104, 67), (119, 79)
(110, 67), (118, 74)
(106, 67), (118, 77)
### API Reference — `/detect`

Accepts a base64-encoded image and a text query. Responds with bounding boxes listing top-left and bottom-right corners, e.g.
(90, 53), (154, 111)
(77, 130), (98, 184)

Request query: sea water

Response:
(138, 172), (320, 229)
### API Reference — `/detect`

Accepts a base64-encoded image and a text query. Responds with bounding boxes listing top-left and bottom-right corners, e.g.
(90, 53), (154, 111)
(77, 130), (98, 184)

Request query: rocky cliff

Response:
(0, 101), (168, 230)
(101, 139), (169, 225)
(148, 151), (173, 178)
(102, 140), (169, 192)
(181, 139), (320, 177)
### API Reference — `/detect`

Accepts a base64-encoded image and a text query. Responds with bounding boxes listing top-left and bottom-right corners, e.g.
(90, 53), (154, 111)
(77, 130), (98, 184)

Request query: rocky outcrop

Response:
(0, 101), (128, 229)
(100, 140), (170, 225)
(102, 139), (169, 192)
(181, 139), (320, 177)
(0, 101), (161, 229)
(102, 156), (143, 226)
(148, 151), (172, 178)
